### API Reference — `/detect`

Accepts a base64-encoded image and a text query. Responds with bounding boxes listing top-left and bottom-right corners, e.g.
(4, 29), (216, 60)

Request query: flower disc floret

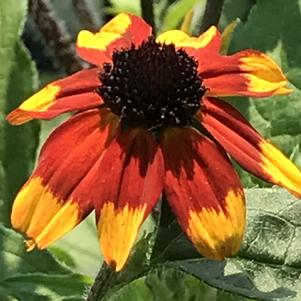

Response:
(98, 37), (206, 130)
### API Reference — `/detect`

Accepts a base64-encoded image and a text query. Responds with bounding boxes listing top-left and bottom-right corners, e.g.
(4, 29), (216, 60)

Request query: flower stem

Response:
(86, 263), (117, 301)
(140, 0), (155, 32)
(199, 0), (225, 33)
(72, 0), (99, 31)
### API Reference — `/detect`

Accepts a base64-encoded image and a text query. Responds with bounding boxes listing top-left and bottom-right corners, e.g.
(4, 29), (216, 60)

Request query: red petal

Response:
(162, 127), (245, 260)
(7, 68), (102, 125)
(200, 97), (301, 197)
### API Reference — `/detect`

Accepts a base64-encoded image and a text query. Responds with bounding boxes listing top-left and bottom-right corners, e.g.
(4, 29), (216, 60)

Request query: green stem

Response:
(140, 0), (155, 32)
(86, 263), (117, 301)
(199, 0), (225, 33)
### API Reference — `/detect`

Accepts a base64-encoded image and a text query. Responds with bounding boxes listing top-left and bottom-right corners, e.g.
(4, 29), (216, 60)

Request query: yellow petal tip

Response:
(260, 140), (301, 197)
(99, 202), (146, 272)
(11, 177), (81, 250)
(187, 189), (245, 259)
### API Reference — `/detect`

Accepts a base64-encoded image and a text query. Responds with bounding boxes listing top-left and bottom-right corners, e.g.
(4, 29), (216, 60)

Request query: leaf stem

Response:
(140, 0), (155, 33)
(86, 263), (117, 301)
(199, 0), (225, 33)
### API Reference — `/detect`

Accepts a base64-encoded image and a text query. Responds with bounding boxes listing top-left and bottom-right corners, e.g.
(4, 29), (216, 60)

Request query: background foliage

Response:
(1, 0), (301, 300)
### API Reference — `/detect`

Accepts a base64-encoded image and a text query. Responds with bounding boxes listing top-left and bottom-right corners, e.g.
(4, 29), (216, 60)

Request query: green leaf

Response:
(0, 225), (92, 301)
(290, 144), (301, 167)
(48, 246), (77, 269)
(0, 0), (40, 225)
(161, 0), (197, 32)
(155, 188), (301, 301)
(104, 267), (217, 301)
(151, 200), (199, 262)
(220, 0), (256, 28)
(104, 266), (254, 301)
(105, 0), (141, 15)
(190, 0), (206, 35)
(225, 0), (301, 185)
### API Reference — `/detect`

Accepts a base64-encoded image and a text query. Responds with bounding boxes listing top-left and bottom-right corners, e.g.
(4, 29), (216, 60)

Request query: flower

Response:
(7, 13), (301, 272)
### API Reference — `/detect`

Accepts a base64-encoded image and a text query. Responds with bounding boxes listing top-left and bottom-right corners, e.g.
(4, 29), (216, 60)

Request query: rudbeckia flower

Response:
(7, 13), (301, 272)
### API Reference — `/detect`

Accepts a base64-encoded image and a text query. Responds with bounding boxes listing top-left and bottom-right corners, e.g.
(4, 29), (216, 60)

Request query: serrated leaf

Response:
(104, 267), (216, 301)
(0, 0), (40, 225)
(0, 225), (92, 301)
(104, 266), (254, 301)
(158, 188), (301, 301)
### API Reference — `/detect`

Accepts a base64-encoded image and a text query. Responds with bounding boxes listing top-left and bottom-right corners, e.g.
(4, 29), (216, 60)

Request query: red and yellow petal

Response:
(12, 177), (82, 250)
(201, 50), (291, 98)
(7, 68), (103, 125)
(11, 108), (118, 249)
(161, 127), (245, 259)
(77, 13), (152, 66)
(200, 97), (301, 197)
(157, 27), (288, 98)
(80, 128), (164, 271)
(98, 202), (147, 272)
(156, 26), (221, 58)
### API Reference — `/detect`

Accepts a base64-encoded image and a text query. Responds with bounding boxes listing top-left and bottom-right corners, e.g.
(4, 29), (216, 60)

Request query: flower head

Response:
(7, 13), (301, 272)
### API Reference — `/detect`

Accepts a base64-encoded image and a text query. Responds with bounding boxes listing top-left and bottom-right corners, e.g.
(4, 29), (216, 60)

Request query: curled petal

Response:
(200, 97), (301, 197)
(77, 13), (152, 66)
(202, 50), (291, 97)
(71, 128), (164, 271)
(161, 127), (245, 259)
(11, 109), (118, 249)
(156, 26), (221, 57)
(7, 68), (102, 125)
